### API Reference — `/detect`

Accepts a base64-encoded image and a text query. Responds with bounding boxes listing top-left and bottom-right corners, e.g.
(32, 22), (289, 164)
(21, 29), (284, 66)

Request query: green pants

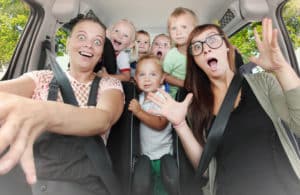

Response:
(151, 159), (168, 195)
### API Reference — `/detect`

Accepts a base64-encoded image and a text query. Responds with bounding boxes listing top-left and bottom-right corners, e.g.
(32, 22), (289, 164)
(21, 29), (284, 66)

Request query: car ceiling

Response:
(80, 0), (236, 34)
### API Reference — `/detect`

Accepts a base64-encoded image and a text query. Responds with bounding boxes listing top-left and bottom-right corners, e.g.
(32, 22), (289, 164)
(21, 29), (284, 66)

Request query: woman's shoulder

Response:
(99, 76), (124, 92)
(24, 70), (54, 83)
(244, 71), (277, 86)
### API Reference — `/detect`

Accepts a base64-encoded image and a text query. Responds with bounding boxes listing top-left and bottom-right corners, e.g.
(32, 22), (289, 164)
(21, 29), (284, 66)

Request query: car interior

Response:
(1, 0), (299, 194)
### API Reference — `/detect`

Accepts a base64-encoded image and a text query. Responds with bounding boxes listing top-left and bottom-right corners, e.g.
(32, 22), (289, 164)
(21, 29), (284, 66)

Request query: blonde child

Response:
(99, 19), (136, 81)
(130, 30), (151, 77)
(151, 34), (172, 93)
(151, 34), (171, 62)
(129, 54), (173, 195)
(163, 7), (198, 98)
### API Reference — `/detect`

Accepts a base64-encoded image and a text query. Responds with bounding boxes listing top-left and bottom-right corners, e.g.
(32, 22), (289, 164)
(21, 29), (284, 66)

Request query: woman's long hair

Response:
(184, 24), (236, 146)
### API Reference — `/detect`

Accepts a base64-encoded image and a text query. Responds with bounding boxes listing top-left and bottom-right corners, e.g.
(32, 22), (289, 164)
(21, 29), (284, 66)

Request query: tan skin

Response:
(0, 20), (124, 184)
(148, 18), (300, 169)
(129, 58), (168, 130)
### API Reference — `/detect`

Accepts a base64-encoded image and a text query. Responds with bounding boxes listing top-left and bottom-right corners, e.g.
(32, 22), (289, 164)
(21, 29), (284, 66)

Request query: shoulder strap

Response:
(46, 49), (78, 106)
(47, 77), (59, 101)
(196, 73), (244, 178)
(87, 76), (101, 106)
(85, 137), (122, 195)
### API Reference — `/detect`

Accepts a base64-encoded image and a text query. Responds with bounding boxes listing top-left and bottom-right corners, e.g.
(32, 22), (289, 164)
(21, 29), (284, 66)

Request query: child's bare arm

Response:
(128, 99), (169, 130)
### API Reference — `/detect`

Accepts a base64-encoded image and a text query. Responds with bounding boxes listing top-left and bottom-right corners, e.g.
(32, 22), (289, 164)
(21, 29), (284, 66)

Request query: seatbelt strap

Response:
(196, 73), (244, 178)
(85, 137), (122, 195)
(46, 49), (78, 105)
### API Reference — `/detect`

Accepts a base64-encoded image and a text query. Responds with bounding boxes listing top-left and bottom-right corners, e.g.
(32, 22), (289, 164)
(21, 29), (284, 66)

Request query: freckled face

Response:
(169, 13), (196, 46)
(67, 20), (105, 72)
(135, 59), (164, 93)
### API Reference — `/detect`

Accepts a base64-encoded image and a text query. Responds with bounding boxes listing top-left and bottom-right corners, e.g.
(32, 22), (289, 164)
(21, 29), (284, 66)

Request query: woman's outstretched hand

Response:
(250, 18), (288, 72)
(250, 18), (300, 90)
(147, 88), (193, 126)
(0, 92), (46, 184)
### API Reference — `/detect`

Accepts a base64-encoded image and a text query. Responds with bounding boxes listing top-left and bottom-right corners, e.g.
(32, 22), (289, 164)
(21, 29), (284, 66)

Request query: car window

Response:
(229, 22), (264, 73)
(0, 0), (30, 78)
(282, 0), (300, 67)
(229, 0), (300, 72)
(55, 27), (69, 71)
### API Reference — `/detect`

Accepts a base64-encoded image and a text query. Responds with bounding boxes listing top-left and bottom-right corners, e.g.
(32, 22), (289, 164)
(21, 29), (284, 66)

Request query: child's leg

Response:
(151, 159), (168, 195)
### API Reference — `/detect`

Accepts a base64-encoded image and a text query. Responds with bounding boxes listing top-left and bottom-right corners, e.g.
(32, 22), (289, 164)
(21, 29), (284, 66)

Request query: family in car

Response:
(0, 6), (299, 195)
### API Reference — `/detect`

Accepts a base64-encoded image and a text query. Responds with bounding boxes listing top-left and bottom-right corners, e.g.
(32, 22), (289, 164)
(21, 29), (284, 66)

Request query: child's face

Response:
(151, 36), (171, 61)
(110, 21), (135, 54)
(168, 13), (196, 46)
(135, 59), (164, 93)
(136, 33), (150, 54)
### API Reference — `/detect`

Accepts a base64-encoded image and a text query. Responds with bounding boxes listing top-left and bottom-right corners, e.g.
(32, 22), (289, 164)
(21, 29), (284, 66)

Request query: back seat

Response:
(107, 81), (139, 194)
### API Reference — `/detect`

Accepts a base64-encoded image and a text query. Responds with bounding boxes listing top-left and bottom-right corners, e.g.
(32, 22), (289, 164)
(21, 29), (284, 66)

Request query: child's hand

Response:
(128, 99), (142, 115)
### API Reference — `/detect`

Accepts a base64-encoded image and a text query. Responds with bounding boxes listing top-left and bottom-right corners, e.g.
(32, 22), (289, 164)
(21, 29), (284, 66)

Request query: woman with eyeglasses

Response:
(148, 18), (300, 195)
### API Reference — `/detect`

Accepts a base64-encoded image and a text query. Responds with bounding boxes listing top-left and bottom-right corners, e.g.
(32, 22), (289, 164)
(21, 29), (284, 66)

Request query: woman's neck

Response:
(69, 69), (95, 83)
(211, 71), (234, 91)
(211, 71), (239, 114)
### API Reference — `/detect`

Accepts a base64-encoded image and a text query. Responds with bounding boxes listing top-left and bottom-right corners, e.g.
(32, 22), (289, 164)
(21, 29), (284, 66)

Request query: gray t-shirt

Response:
(139, 91), (173, 160)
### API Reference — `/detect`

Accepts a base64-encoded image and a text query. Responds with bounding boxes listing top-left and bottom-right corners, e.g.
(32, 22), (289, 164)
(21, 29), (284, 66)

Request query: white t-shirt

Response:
(116, 51), (131, 73)
(139, 91), (173, 160)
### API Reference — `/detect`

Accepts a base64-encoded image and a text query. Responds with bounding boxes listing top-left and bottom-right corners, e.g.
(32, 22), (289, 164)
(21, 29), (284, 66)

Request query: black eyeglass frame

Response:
(189, 34), (225, 56)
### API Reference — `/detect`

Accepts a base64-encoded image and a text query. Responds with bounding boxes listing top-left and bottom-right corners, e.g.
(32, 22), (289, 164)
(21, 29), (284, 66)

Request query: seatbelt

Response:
(37, 40), (51, 70)
(46, 49), (78, 105)
(46, 49), (121, 195)
(196, 73), (244, 179)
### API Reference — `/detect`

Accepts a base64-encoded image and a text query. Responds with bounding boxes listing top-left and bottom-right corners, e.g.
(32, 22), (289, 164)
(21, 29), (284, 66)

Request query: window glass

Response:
(0, 0), (30, 78)
(230, 0), (300, 72)
(229, 22), (263, 73)
(229, 22), (261, 64)
(55, 27), (69, 71)
(282, 0), (300, 67)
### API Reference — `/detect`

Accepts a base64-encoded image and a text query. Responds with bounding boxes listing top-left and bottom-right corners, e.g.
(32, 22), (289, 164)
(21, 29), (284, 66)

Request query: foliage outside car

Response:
(230, 0), (300, 63)
(0, 0), (299, 72)
(0, 0), (29, 70)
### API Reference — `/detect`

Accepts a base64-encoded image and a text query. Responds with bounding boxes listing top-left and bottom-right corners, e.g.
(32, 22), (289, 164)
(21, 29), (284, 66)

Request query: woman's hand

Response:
(250, 18), (300, 90)
(250, 18), (288, 72)
(0, 92), (46, 184)
(147, 88), (193, 126)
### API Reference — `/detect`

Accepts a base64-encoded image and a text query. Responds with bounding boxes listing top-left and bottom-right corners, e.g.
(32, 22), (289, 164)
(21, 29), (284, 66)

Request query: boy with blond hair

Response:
(99, 19), (136, 81)
(151, 33), (171, 62)
(130, 30), (151, 76)
(136, 30), (151, 58)
(163, 7), (198, 98)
